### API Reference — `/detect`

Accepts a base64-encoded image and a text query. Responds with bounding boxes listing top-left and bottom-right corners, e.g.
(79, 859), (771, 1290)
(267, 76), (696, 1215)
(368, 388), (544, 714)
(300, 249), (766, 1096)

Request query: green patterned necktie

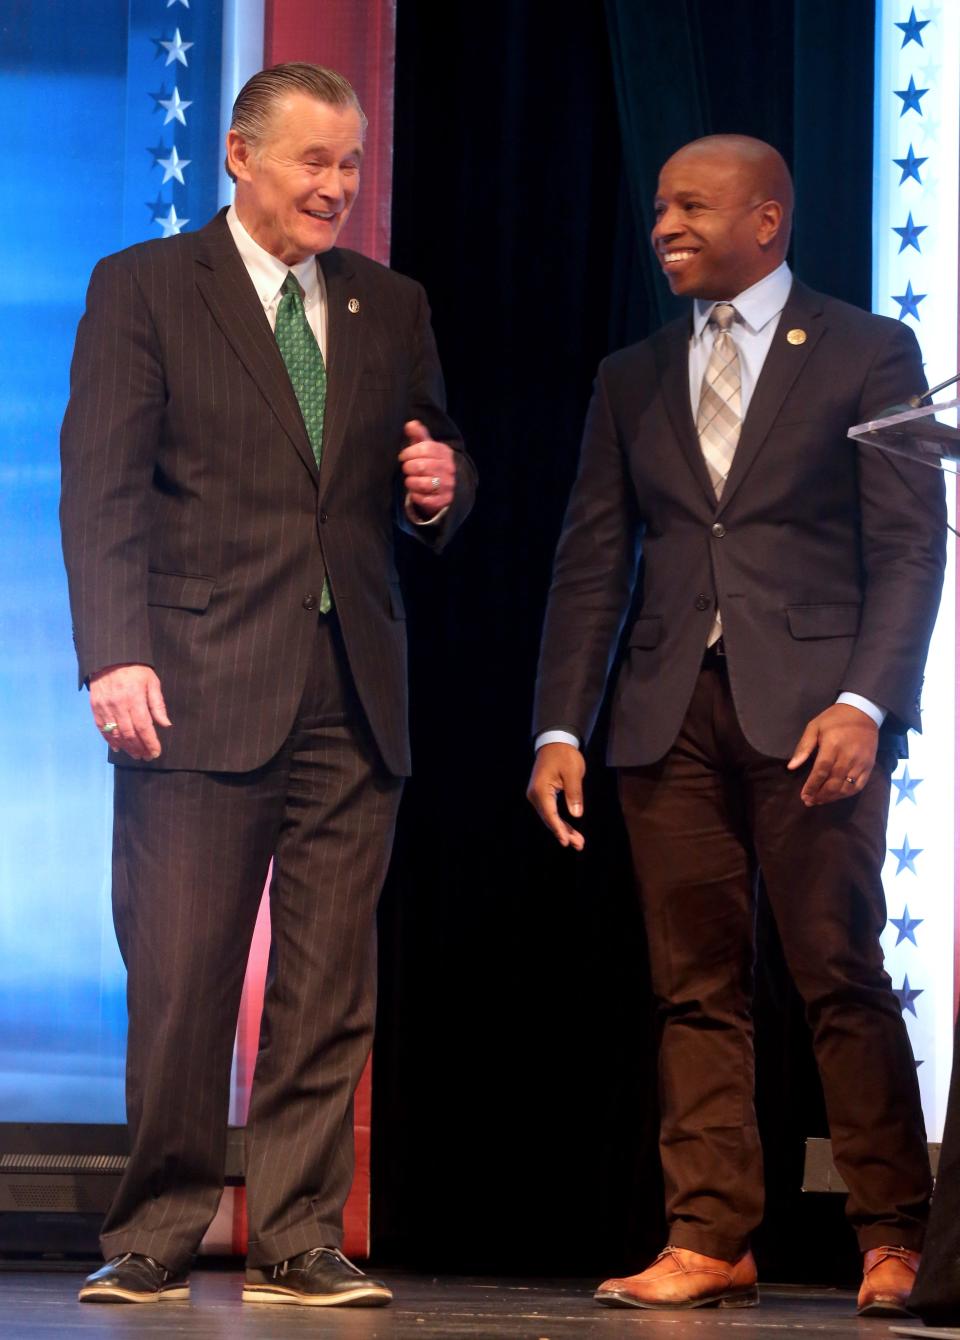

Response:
(275, 270), (331, 612)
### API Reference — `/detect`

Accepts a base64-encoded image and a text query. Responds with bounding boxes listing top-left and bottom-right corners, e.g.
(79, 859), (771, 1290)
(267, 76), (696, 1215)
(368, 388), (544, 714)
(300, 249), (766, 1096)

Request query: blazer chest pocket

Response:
(628, 616), (662, 649)
(786, 602), (861, 639)
(147, 571), (215, 612)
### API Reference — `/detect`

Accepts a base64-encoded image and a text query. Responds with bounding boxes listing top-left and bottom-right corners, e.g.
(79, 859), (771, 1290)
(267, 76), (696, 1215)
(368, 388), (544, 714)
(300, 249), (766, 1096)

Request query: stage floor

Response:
(0, 1270), (936, 1339)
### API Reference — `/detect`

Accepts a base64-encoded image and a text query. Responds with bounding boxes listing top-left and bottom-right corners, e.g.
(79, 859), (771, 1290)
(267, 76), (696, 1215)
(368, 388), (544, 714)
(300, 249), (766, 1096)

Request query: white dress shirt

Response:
(226, 205), (442, 528)
(227, 205), (327, 351)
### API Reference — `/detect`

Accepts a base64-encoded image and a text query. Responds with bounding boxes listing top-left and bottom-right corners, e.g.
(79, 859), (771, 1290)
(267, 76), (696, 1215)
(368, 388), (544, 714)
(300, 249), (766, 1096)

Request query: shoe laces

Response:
(275, 1246), (361, 1278)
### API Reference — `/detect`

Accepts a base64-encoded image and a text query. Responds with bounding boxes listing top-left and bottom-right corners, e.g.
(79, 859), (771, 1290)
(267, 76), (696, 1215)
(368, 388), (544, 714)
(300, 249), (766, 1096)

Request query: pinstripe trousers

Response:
(100, 613), (403, 1271)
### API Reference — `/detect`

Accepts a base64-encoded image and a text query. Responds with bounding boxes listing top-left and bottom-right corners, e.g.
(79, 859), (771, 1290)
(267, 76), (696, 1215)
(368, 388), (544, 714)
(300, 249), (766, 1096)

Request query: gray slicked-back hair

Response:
(226, 62), (366, 181)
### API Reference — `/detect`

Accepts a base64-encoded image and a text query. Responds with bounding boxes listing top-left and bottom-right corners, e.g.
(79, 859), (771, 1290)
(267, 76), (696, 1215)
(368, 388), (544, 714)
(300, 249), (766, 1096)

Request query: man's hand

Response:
(787, 703), (879, 806)
(89, 663), (171, 761)
(526, 743), (586, 850)
(399, 419), (457, 518)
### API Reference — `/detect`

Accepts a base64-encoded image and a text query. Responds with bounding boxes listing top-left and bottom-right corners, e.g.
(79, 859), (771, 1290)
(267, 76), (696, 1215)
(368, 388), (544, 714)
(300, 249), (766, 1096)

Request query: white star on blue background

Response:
(889, 835), (923, 874)
(890, 905), (924, 945)
(159, 29), (193, 67)
(892, 766), (922, 804)
(159, 87), (192, 126)
(156, 203), (189, 237)
(157, 145), (190, 184)
(892, 281), (926, 321)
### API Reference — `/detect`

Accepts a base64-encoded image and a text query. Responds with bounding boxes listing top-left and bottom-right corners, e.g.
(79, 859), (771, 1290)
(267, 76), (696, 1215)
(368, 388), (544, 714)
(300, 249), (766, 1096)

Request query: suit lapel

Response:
(717, 282), (825, 513)
(317, 249), (362, 492)
(193, 212), (319, 481)
(655, 318), (717, 506)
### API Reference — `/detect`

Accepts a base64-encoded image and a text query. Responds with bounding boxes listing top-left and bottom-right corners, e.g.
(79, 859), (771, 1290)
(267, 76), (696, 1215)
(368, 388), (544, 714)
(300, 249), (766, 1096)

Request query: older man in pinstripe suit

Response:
(60, 63), (475, 1307)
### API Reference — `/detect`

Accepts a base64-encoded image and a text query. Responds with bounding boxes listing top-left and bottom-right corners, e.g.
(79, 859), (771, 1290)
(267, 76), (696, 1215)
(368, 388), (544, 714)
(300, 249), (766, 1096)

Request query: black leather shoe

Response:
(78, 1252), (189, 1304)
(242, 1246), (392, 1307)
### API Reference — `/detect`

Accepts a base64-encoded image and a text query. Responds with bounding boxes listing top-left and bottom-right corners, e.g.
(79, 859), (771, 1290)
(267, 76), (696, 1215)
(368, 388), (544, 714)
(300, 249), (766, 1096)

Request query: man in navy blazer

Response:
(528, 135), (944, 1313)
(61, 63), (475, 1307)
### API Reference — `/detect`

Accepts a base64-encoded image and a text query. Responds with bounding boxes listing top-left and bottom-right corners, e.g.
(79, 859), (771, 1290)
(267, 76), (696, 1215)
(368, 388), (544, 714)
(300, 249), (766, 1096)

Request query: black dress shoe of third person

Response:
(78, 1252), (189, 1304)
(242, 1246), (393, 1307)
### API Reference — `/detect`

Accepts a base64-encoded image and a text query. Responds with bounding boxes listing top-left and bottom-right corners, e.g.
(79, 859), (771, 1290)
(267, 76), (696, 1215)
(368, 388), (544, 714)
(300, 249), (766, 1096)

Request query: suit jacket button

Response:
(302, 594), (318, 611)
(319, 510), (329, 524)
(711, 522), (726, 538)
(695, 594), (711, 611)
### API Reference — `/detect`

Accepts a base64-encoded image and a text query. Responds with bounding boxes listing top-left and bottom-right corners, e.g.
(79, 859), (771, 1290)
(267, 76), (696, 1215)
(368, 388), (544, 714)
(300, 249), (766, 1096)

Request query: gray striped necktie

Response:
(696, 302), (742, 499)
(697, 303), (741, 646)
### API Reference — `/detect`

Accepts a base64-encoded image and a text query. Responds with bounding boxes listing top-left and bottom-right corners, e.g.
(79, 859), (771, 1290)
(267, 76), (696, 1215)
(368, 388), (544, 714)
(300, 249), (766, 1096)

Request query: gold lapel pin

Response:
(348, 298), (360, 314)
(786, 328), (806, 345)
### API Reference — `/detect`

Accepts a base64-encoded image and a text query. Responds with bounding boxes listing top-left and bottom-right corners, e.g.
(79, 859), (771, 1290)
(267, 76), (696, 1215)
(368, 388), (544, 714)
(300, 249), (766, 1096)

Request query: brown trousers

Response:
(101, 614), (403, 1271)
(618, 657), (930, 1261)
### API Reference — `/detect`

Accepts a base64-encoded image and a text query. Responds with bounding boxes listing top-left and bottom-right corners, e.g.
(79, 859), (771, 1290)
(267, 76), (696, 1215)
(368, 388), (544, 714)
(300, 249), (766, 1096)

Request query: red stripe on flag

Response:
(264, 0), (396, 265)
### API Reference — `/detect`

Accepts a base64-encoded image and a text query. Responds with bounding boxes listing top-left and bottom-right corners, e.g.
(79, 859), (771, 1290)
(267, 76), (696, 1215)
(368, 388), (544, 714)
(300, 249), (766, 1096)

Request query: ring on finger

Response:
(101, 721), (119, 735)
(430, 475), (441, 493)
(844, 775), (857, 785)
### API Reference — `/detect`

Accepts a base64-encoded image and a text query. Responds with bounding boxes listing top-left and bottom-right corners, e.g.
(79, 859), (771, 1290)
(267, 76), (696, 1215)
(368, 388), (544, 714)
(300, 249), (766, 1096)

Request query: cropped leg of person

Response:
(243, 619), (403, 1265)
(749, 748), (930, 1250)
(98, 614), (402, 1279)
(100, 758), (289, 1272)
(617, 662), (765, 1263)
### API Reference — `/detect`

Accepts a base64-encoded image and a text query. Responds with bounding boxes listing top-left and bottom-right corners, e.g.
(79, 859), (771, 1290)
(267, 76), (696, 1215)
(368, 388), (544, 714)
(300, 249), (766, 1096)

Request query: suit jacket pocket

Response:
(628, 616), (662, 649)
(147, 571), (216, 612)
(786, 602), (861, 639)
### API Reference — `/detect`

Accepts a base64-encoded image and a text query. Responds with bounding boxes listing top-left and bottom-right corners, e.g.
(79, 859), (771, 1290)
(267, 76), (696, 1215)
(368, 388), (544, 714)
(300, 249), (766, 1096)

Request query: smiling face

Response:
(651, 143), (786, 300)
(227, 93), (363, 264)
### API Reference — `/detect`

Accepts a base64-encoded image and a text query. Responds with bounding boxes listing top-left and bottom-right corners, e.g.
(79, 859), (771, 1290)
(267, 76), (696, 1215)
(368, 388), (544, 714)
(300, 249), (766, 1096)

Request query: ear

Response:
(755, 199), (784, 249)
(226, 129), (254, 184)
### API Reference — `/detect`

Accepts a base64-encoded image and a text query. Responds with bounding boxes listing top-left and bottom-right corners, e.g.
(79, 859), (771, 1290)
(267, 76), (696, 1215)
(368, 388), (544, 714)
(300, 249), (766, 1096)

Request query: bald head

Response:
(674, 135), (794, 243)
(652, 134), (794, 300)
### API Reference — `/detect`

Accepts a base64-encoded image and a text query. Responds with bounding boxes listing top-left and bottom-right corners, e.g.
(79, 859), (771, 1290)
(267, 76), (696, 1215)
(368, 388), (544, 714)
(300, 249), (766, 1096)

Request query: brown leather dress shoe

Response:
(595, 1245), (759, 1310)
(857, 1246), (921, 1317)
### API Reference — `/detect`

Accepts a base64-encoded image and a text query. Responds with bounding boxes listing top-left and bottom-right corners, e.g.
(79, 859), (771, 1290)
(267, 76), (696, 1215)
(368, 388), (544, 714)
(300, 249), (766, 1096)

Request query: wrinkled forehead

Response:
(261, 93), (365, 148)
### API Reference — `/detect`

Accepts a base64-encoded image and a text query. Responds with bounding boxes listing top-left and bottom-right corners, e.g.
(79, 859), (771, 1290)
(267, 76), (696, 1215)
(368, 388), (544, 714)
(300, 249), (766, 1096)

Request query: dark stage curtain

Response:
(374, 0), (877, 1281)
(606, 0), (876, 329)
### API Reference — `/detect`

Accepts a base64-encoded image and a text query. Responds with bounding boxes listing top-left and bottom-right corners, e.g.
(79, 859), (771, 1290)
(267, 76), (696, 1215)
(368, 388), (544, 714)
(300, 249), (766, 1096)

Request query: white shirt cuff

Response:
(404, 498), (449, 526)
(535, 730), (580, 751)
(837, 692), (887, 728)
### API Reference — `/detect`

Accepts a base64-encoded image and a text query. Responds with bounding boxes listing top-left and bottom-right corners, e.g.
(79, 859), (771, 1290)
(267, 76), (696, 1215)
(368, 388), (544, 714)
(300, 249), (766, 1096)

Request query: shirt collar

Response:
(692, 261), (793, 339)
(226, 204), (320, 309)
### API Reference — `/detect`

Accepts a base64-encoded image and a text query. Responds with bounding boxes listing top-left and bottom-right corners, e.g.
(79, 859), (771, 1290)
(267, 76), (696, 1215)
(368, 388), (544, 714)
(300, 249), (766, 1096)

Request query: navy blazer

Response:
(533, 282), (946, 764)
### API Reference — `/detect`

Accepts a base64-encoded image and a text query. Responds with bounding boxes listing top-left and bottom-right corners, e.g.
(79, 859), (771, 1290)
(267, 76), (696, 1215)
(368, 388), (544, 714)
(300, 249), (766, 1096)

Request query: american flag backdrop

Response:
(873, 1), (960, 1141)
(122, 0), (224, 249)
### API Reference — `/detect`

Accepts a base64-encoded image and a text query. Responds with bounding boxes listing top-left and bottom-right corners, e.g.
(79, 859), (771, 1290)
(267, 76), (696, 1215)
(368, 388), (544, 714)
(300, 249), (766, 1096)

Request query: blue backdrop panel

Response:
(0, 0), (223, 1121)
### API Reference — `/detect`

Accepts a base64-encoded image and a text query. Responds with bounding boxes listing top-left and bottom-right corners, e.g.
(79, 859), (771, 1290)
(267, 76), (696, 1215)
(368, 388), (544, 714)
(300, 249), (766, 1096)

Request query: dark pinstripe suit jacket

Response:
(60, 209), (475, 777)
